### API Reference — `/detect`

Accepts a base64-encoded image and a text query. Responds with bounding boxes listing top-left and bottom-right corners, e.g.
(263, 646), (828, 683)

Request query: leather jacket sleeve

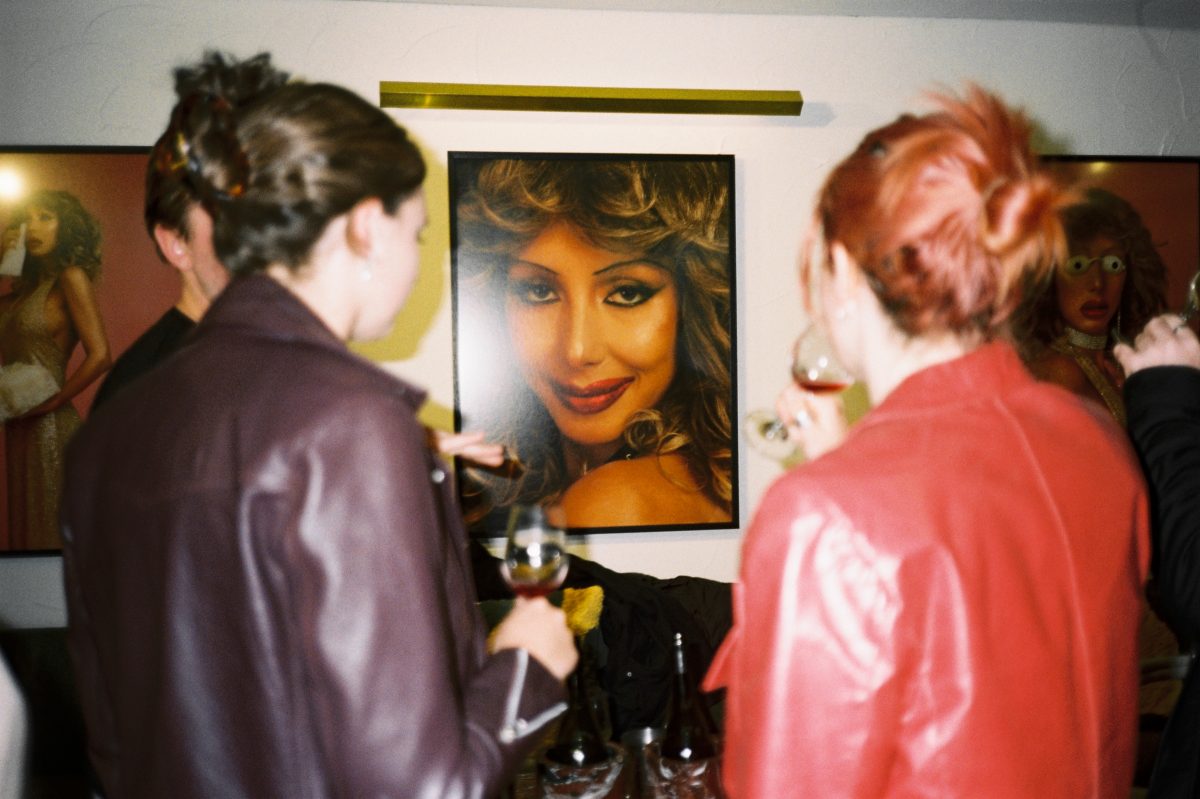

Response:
(1126, 365), (1200, 641)
(276, 390), (564, 798)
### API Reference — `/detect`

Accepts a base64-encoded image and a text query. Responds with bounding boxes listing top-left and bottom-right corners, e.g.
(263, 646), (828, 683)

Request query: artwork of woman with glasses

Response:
(453, 156), (735, 531)
(1018, 187), (1167, 425)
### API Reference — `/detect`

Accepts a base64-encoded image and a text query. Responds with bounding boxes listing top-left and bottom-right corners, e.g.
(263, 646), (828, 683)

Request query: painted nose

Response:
(563, 302), (603, 368)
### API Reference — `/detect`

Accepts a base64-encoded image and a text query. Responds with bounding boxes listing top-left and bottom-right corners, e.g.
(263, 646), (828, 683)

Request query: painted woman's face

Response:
(24, 205), (60, 258)
(1054, 233), (1127, 337)
(505, 221), (678, 448)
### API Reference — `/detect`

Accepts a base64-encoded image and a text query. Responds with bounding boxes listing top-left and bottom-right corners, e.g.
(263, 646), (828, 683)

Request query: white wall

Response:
(0, 0), (1197, 627)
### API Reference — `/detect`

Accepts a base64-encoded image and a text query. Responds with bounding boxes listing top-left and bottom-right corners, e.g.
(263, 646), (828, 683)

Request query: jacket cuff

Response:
(1126, 366), (1200, 420)
(489, 648), (568, 745)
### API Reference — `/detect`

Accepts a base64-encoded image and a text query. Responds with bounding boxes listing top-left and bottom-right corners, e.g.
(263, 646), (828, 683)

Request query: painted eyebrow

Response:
(510, 257), (667, 277)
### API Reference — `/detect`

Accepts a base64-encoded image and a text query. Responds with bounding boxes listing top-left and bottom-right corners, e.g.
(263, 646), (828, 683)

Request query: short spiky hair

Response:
(144, 51), (289, 252)
(808, 85), (1073, 338)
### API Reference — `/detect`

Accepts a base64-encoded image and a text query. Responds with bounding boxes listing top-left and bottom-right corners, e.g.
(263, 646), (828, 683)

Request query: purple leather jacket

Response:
(62, 275), (565, 798)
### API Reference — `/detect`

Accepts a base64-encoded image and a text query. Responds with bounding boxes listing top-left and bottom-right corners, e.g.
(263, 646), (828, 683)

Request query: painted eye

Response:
(606, 283), (657, 307)
(1063, 256), (1092, 275)
(1101, 255), (1126, 274)
(508, 279), (557, 305)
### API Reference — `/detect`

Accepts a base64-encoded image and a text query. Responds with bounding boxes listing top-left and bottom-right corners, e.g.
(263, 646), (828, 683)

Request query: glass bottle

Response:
(538, 643), (627, 798)
(544, 650), (609, 767)
(647, 632), (725, 798)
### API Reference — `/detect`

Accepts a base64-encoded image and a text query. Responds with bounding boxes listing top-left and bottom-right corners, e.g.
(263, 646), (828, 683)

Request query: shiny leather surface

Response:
(706, 342), (1149, 798)
(62, 275), (564, 798)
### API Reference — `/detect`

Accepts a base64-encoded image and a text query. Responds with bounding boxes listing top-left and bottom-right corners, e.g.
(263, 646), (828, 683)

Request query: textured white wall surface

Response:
(0, 0), (1197, 627)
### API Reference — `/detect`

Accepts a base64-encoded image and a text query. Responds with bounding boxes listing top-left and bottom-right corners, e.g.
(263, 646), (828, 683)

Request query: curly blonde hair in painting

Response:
(455, 158), (732, 522)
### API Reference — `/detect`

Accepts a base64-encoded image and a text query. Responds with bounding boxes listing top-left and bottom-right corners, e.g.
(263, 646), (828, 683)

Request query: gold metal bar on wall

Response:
(379, 82), (803, 116)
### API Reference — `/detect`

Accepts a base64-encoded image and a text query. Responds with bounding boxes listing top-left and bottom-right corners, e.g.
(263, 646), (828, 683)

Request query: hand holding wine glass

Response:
(491, 503), (578, 681)
(744, 323), (853, 462)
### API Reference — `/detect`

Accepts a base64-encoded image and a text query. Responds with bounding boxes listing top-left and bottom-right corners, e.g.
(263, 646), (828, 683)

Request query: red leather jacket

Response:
(62, 275), (565, 798)
(705, 342), (1149, 798)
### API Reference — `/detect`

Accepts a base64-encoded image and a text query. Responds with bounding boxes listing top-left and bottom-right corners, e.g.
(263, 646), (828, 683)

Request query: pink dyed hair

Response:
(805, 85), (1074, 337)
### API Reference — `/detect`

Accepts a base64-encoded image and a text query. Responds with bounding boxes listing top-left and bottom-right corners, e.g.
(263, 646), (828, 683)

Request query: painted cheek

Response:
(1106, 275), (1126, 306)
(507, 303), (557, 380)
(622, 300), (678, 373)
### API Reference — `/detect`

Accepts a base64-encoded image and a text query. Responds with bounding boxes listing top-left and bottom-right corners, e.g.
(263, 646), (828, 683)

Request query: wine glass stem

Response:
(762, 418), (787, 441)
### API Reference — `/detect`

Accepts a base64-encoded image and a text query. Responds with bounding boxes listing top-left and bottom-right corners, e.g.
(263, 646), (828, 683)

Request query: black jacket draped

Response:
(1126, 365), (1200, 799)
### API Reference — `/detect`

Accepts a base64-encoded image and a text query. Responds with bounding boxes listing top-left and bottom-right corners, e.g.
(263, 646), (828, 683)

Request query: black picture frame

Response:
(449, 152), (738, 536)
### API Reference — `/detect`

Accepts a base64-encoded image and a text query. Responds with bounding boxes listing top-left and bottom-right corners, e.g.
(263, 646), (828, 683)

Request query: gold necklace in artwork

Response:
(1050, 326), (1125, 426)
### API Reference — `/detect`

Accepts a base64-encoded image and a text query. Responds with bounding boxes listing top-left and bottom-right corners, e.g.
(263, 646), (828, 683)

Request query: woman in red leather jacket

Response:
(705, 86), (1150, 798)
(60, 55), (576, 798)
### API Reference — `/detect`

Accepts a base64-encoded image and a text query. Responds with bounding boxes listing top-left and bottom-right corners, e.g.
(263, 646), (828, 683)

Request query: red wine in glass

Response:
(501, 504), (569, 598)
(744, 324), (852, 460)
(795, 378), (851, 395)
(503, 553), (569, 598)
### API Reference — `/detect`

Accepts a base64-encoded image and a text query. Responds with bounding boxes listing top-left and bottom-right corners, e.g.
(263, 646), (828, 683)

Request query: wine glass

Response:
(501, 503), (569, 599)
(1174, 268), (1200, 331)
(744, 324), (853, 461)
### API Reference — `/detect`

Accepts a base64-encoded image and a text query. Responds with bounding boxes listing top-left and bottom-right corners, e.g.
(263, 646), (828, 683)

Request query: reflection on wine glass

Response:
(1174, 268), (1200, 332)
(501, 504), (569, 599)
(744, 324), (852, 461)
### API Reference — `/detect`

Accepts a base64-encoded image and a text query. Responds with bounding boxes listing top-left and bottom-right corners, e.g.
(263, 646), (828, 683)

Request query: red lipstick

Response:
(553, 377), (633, 415)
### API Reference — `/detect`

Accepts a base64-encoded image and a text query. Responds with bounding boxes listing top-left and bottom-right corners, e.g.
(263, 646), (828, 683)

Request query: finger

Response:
(460, 443), (505, 467)
(436, 430), (485, 447)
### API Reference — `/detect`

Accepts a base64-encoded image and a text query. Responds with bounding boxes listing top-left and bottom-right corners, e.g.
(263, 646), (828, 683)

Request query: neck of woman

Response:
(851, 291), (979, 406)
(1062, 325), (1108, 350)
(563, 439), (626, 482)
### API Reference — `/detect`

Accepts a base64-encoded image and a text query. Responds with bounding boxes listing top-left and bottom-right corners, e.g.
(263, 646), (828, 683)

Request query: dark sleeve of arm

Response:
(1125, 366), (1200, 638)
(286, 393), (564, 798)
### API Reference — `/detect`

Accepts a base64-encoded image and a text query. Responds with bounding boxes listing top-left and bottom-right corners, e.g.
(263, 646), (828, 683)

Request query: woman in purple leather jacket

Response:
(60, 54), (576, 798)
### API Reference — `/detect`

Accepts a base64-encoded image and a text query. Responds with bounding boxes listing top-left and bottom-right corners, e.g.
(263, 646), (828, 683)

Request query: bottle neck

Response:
(661, 634), (718, 761)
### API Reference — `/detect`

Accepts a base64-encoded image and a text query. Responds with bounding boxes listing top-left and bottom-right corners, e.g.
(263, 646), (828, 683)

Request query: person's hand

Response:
(490, 597), (578, 681)
(775, 380), (849, 461)
(432, 429), (506, 468)
(1114, 314), (1200, 376)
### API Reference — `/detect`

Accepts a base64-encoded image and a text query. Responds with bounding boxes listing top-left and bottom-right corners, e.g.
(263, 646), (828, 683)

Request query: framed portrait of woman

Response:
(0, 146), (177, 554)
(450, 152), (738, 535)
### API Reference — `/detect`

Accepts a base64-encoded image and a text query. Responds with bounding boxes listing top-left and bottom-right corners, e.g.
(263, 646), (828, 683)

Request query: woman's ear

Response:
(344, 197), (385, 260)
(153, 224), (191, 273)
(828, 242), (864, 306)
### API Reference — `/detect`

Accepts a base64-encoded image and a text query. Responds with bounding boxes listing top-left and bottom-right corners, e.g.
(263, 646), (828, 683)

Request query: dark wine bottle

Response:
(544, 644), (609, 767)
(660, 632), (718, 761)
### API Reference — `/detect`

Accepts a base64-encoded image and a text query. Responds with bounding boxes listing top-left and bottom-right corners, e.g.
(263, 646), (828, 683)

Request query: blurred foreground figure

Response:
(61, 52), (575, 799)
(1117, 316), (1200, 798)
(705, 86), (1149, 798)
